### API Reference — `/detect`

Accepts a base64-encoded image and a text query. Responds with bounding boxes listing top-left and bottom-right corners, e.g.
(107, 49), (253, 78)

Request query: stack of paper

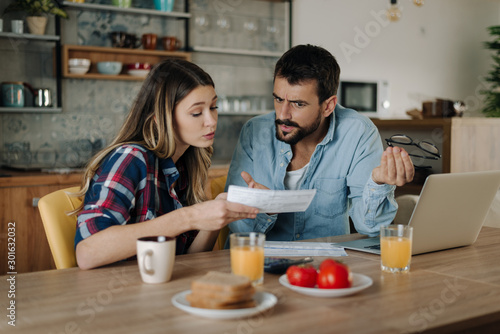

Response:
(264, 241), (347, 257)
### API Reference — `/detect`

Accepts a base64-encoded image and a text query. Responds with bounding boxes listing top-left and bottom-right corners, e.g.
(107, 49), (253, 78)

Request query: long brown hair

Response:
(72, 59), (215, 212)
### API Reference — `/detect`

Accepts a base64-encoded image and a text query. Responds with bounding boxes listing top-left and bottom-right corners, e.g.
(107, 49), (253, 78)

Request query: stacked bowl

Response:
(126, 62), (151, 77)
(68, 58), (91, 74)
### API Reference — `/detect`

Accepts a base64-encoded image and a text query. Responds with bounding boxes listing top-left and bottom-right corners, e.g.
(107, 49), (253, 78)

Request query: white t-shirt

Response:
(284, 163), (309, 190)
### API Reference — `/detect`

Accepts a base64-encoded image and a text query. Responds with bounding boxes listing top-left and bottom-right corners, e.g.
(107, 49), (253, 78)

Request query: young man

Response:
(226, 44), (414, 241)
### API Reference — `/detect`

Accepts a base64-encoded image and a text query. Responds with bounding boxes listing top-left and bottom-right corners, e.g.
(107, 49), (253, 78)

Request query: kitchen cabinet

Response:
(62, 1), (191, 18)
(0, 172), (81, 275)
(0, 31), (62, 113)
(372, 117), (500, 196)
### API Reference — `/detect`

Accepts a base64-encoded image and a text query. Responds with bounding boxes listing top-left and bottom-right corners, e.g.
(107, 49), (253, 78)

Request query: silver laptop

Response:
(334, 170), (500, 255)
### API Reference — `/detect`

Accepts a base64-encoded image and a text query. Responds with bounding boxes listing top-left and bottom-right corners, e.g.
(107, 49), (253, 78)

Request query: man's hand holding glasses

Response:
(372, 145), (415, 187)
(370, 133), (443, 189)
(385, 134), (442, 170)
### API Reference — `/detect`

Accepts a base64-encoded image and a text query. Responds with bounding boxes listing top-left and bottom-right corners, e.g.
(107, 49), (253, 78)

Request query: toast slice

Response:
(189, 286), (255, 303)
(190, 271), (252, 293)
(187, 271), (256, 310)
(187, 297), (256, 310)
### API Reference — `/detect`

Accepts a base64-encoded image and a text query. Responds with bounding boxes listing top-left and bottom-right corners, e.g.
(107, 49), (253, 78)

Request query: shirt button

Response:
(296, 233), (300, 239)
(267, 219), (272, 222)
(280, 163), (284, 167)
(287, 152), (291, 156)
(280, 149), (284, 153)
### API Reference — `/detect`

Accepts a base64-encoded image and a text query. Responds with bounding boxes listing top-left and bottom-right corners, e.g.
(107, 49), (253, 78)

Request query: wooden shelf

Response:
(192, 46), (283, 58)
(62, 1), (191, 18)
(0, 107), (62, 113)
(0, 32), (60, 42)
(218, 110), (272, 116)
(372, 118), (452, 129)
(62, 45), (191, 80)
(64, 73), (147, 81)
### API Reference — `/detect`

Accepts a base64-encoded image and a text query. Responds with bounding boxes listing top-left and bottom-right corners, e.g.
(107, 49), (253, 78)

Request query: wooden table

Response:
(2, 227), (500, 333)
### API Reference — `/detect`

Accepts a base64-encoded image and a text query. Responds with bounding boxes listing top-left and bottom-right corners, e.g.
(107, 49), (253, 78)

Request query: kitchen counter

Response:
(0, 168), (84, 274)
(0, 168), (84, 188)
(0, 164), (230, 189)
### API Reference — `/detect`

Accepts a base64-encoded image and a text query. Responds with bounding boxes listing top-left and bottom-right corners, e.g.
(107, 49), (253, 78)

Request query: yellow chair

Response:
(394, 194), (419, 225)
(210, 175), (230, 250)
(38, 186), (82, 269)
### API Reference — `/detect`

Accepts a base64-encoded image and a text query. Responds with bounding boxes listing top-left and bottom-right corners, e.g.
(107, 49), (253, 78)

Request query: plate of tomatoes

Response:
(278, 259), (373, 298)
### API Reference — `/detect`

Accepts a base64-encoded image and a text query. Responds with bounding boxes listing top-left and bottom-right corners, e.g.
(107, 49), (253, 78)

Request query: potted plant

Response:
(482, 25), (500, 117)
(3, 0), (68, 35)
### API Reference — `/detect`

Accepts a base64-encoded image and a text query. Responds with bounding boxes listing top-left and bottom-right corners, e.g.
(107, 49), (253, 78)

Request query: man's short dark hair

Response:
(274, 44), (340, 104)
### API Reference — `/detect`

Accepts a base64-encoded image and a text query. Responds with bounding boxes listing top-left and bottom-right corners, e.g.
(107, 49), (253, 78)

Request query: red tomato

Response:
(286, 264), (318, 288)
(317, 259), (352, 289)
(319, 258), (337, 272)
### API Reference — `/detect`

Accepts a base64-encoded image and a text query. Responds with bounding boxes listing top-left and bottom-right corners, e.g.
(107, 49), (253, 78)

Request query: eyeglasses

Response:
(385, 134), (441, 169)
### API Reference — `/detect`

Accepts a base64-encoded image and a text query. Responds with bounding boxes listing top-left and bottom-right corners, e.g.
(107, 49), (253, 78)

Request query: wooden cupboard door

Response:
(0, 185), (76, 275)
(449, 118), (500, 173)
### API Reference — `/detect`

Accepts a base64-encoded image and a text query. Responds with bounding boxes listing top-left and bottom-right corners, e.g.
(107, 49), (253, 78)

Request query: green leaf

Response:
(2, 0), (68, 18)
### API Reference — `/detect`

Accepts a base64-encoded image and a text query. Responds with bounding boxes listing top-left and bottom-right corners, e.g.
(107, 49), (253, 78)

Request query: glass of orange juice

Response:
(230, 232), (265, 285)
(380, 225), (413, 273)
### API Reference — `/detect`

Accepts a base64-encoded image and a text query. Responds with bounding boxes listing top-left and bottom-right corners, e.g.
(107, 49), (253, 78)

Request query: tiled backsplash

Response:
(0, 0), (284, 169)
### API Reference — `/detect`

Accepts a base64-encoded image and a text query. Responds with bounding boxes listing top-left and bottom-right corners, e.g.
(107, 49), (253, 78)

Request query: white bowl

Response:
(69, 58), (91, 67)
(69, 67), (90, 75)
(127, 69), (150, 77)
(69, 64), (89, 70)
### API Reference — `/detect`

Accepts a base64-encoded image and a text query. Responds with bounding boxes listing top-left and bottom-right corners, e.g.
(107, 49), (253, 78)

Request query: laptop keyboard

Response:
(364, 244), (381, 250)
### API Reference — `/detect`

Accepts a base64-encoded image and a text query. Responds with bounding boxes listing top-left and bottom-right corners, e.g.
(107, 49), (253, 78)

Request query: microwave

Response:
(337, 79), (390, 119)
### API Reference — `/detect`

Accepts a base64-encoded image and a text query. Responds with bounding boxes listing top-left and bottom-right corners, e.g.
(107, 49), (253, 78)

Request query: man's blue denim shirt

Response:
(226, 104), (397, 241)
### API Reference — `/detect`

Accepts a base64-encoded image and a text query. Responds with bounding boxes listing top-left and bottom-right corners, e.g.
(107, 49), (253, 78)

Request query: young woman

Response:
(74, 59), (258, 270)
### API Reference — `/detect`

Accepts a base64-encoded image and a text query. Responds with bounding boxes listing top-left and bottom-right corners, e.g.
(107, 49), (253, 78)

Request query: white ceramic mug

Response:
(137, 236), (176, 284)
(11, 20), (24, 34)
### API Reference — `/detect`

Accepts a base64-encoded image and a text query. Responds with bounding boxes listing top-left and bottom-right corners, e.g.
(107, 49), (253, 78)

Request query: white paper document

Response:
(227, 185), (317, 213)
(264, 241), (347, 257)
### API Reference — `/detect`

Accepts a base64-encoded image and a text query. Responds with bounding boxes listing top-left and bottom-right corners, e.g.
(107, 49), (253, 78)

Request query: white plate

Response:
(279, 273), (373, 298)
(127, 69), (150, 77)
(171, 290), (277, 320)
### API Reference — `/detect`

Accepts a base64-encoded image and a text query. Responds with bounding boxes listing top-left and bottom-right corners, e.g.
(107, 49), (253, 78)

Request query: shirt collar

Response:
(319, 107), (336, 146)
(159, 157), (187, 191)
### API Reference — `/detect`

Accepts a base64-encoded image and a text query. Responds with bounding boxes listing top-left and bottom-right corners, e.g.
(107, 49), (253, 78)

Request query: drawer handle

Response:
(33, 197), (40, 207)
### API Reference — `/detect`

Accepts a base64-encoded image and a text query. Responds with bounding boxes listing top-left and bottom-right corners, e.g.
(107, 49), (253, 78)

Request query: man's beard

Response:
(275, 113), (322, 145)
